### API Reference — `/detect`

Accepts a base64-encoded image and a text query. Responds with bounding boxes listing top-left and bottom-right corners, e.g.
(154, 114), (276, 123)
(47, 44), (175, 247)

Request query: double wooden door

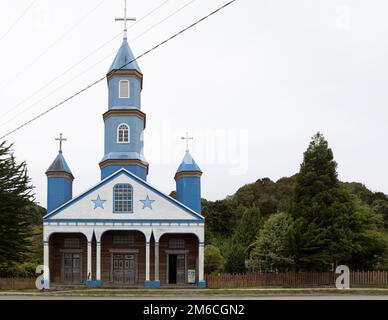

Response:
(112, 253), (137, 285)
(63, 253), (82, 284)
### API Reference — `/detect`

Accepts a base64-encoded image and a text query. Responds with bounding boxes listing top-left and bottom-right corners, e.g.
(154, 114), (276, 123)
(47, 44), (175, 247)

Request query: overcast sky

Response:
(0, 0), (387, 208)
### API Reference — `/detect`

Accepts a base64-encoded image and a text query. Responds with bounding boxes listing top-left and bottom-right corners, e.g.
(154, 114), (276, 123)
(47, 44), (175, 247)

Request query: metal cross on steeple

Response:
(115, 0), (136, 39)
(55, 133), (67, 153)
(181, 132), (194, 152)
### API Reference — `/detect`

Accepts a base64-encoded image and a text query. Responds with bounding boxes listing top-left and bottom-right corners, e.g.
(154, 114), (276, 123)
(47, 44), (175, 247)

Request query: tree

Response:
(202, 199), (240, 237)
(250, 212), (294, 272)
(204, 245), (225, 274)
(232, 208), (263, 249)
(289, 132), (387, 270)
(0, 141), (35, 273)
(233, 177), (296, 216)
(224, 241), (246, 274)
(346, 202), (387, 269)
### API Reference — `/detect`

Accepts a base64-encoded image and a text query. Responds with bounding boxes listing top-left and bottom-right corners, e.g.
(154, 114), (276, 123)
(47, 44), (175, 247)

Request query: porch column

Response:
(154, 241), (159, 283)
(96, 241), (101, 281)
(87, 240), (92, 281)
(145, 241), (150, 282)
(43, 241), (50, 288)
(198, 242), (206, 288)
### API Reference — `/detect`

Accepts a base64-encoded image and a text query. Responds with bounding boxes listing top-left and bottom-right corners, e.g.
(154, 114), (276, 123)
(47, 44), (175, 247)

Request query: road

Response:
(0, 295), (388, 300)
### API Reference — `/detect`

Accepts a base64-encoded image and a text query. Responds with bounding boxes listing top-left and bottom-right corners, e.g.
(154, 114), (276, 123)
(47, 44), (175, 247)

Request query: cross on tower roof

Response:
(181, 132), (194, 152)
(115, 0), (136, 39)
(55, 133), (67, 153)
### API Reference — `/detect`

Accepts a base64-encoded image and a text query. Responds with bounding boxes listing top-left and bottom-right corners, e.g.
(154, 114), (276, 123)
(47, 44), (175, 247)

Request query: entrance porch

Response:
(45, 229), (205, 288)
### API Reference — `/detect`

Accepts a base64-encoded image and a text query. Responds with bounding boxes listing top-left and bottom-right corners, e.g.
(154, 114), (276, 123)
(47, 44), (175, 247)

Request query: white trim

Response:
(119, 80), (130, 99)
(117, 123), (130, 144)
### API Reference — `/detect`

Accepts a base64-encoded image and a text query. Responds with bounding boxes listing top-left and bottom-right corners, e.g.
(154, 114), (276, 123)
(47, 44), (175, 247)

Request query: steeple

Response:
(46, 134), (74, 212)
(176, 150), (202, 174)
(175, 137), (202, 214)
(46, 152), (73, 177)
(99, 5), (148, 181)
(108, 38), (141, 75)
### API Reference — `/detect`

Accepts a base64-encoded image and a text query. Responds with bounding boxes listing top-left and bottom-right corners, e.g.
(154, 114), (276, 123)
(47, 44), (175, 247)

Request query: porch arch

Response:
(47, 232), (88, 285)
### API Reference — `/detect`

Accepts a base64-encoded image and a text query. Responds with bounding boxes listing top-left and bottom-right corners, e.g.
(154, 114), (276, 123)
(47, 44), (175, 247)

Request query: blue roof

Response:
(108, 38), (142, 74)
(46, 152), (72, 174)
(176, 151), (202, 173)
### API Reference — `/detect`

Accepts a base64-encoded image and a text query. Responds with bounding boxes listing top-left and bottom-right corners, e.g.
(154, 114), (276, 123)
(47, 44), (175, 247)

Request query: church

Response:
(42, 8), (205, 289)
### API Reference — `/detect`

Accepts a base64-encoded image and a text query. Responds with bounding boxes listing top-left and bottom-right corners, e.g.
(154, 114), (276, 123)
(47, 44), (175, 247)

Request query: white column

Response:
(145, 241), (150, 282)
(154, 242), (159, 282)
(43, 241), (50, 288)
(96, 241), (101, 281)
(87, 241), (92, 281)
(198, 242), (205, 282)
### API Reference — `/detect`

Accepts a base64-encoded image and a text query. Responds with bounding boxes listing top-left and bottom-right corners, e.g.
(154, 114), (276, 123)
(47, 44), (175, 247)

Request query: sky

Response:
(0, 0), (388, 208)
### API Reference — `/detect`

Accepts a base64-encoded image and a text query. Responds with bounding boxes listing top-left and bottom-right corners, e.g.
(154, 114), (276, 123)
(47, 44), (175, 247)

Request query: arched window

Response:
(119, 80), (130, 98)
(117, 123), (130, 143)
(113, 184), (133, 213)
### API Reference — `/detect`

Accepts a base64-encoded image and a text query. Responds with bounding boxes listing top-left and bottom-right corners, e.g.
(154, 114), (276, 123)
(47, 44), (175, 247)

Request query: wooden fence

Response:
(0, 278), (36, 290)
(205, 271), (388, 289)
(1, 271), (388, 290)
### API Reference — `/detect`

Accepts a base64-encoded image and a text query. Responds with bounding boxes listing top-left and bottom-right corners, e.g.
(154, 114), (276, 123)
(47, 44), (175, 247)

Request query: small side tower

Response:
(175, 150), (202, 214)
(46, 134), (74, 212)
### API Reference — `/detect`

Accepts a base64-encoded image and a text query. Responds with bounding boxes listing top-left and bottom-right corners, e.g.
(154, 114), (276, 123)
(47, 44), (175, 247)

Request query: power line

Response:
(0, 0), (174, 122)
(0, 0), (196, 127)
(0, 0), (37, 42)
(0, 0), (237, 141)
(0, 0), (106, 93)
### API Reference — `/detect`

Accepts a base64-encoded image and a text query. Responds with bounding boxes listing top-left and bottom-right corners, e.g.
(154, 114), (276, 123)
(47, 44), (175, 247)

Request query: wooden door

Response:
(63, 253), (82, 284)
(112, 254), (136, 284)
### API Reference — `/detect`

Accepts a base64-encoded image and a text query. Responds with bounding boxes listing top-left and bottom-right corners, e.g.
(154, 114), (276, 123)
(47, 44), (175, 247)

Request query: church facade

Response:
(42, 34), (205, 288)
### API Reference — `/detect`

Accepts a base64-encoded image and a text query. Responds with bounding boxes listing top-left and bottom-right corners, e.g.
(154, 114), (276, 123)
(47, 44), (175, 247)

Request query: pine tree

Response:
(290, 133), (356, 270)
(0, 141), (35, 273)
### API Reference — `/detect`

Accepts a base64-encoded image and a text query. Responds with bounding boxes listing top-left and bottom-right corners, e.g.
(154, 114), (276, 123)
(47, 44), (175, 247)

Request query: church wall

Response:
(100, 164), (147, 181)
(48, 172), (201, 221)
(103, 115), (144, 156)
(176, 176), (201, 214)
(108, 76), (141, 109)
(47, 177), (72, 212)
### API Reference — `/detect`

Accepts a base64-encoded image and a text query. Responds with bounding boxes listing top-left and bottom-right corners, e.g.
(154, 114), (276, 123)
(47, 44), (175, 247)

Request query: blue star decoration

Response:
(91, 195), (106, 210)
(140, 195), (155, 210)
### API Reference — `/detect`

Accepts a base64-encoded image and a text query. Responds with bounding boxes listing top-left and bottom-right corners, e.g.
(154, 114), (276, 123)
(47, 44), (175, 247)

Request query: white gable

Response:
(45, 170), (203, 222)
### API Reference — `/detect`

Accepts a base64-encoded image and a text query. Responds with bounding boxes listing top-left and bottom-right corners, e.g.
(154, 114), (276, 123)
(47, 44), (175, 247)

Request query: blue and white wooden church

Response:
(42, 4), (205, 288)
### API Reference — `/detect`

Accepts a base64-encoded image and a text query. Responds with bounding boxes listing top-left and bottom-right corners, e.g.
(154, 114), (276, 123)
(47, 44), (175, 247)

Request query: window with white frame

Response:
(169, 239), (186, 249)
(117, 123), (130, 143)
(119, 80), (130, 98)
(113, 183), (133, 213)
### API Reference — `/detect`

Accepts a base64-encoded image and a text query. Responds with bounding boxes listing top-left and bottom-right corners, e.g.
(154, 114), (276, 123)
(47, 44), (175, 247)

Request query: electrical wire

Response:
(0, 0), (237, 140)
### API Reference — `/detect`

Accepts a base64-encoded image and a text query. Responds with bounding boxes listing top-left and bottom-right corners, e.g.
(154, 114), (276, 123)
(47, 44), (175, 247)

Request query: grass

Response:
(1, 287), (388, 297)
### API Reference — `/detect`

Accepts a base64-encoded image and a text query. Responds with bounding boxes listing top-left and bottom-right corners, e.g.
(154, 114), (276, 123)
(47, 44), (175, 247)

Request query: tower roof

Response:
(108, 38), (141, 74)
(46, 152), (73, 175)
(176, 151), (202, 174)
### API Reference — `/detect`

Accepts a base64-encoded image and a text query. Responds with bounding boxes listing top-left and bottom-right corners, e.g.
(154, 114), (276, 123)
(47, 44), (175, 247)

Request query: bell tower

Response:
(99, 3), (148, 180)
